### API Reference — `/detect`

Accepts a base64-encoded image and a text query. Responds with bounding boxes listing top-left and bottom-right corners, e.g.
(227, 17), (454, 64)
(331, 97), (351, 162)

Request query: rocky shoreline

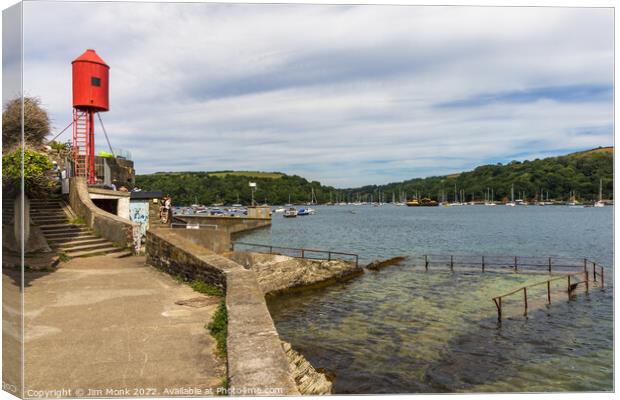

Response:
(282, 341), (333, 395)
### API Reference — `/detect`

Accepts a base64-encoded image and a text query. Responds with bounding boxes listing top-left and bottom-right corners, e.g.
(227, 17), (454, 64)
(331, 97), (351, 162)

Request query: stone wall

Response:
(174, 215), (271, 237)
(145, 229), (237, 288)
(69, 177), (140, 252)
(145, 229), (300, 395)
(167, 228), (232, 253)
(282, 342), (333, 395)
(228, 251), (364, 296)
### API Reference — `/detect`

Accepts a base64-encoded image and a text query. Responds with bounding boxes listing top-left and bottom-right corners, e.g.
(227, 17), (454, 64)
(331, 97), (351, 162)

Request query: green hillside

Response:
(348, 146), (613, 203)
(135, 147), (613, 205)
(136, 171), (333, 206)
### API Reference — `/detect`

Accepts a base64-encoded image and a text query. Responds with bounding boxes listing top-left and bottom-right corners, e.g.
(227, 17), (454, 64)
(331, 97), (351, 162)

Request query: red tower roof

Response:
(72, 49), (109, 67)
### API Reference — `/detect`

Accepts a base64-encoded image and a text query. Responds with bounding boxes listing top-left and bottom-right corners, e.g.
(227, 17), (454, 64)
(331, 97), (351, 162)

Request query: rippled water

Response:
(237, 205), (613, 393)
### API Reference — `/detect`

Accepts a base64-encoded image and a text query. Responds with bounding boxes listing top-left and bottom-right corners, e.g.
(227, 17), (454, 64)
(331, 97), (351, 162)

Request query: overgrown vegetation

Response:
(136, 147), (613, 204)
(170, 276), (228, 358)
(2, 148), (54, 198)
(2, 96), (50, 151)
(190, 280), (224, 297)
(207, 299), (228, 358)
(69, 216), (86, 226)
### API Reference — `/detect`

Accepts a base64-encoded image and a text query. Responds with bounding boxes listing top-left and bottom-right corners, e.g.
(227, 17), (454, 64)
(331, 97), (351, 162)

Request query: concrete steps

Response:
(44, 231), (94, 240)
(31, 199), (132, 259)
(65, 246), (127, 258)
(61, 241), (117, 253)
(52, 237), (104, 247)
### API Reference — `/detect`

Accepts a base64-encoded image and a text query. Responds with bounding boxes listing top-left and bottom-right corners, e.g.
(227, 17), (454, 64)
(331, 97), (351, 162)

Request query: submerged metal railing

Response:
(232, 242), (359, 267)
(407, 254), (606, 321)
(491, 262), (605, 321)
(414, 254), (600, 274)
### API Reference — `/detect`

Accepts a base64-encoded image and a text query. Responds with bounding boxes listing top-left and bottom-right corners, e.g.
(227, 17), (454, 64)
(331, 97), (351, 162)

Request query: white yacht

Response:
(506, 184), (516, 206)
(594, 179), (605, 207)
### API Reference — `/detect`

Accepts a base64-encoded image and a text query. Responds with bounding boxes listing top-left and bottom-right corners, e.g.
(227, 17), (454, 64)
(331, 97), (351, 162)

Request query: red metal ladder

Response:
(72, 109), (96, 183)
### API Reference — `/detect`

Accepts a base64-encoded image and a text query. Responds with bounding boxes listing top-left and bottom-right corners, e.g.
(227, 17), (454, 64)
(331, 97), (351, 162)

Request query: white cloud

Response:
(19, 2), (613, 187)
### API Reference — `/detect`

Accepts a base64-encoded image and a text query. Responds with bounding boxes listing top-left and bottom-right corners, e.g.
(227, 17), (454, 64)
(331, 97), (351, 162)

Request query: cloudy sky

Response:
(15, 2), (614, 187)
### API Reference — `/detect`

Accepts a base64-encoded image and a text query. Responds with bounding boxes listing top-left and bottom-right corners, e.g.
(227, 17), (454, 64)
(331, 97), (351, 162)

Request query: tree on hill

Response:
(136, 148), (613, 205)
(2, 96), (51, 151)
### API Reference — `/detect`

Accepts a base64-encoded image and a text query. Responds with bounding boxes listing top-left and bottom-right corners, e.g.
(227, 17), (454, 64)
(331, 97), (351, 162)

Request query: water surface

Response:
(237, 205), (613, 393)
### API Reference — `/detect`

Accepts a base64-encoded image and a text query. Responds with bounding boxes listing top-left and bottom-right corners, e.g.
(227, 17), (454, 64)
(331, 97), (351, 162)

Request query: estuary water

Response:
(235, 205), (613, 393)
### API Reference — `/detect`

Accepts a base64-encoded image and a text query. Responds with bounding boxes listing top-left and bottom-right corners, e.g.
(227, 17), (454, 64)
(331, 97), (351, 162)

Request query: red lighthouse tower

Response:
(71, 49), (109, 184)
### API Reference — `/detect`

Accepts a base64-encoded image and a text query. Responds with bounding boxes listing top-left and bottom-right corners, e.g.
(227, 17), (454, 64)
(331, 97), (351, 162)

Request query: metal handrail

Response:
(491, 263), (605, 321)
(232, 241), (359, 267)
(417, 254), (600, 274)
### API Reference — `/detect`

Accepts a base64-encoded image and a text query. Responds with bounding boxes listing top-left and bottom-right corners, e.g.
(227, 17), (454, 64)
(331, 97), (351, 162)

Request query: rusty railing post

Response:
(301, 249), (305, 259)
(567, 275), (572, 299)
(547, 280), (551, 304)
(482, 256), (485, 272)
(585, 270), (589, 294)
(601, 267), (604, 289)
(450, 255), (454, 271)
(514, 256), (518, 272)
(523, 287), (528, 316)
(593, 263), (597, 282)
(493, 297), (502, 322)
(269, 246), (273, 254)
(328, 251), (331, 261)
(355, 255), (358, 268)
(424, 255), (429, 271)
(548, 257), (552, 273)
(583, 258), (587, 273)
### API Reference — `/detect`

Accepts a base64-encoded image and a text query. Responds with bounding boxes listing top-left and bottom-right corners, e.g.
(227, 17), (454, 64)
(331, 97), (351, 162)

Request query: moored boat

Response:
(283, 207), (298, 218)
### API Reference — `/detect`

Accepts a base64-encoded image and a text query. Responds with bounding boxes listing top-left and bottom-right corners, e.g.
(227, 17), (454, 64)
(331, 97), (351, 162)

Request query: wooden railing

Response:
(232, 242), (359, 267)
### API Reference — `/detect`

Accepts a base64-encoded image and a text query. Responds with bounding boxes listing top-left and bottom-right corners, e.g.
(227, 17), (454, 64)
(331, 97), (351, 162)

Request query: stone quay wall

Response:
(173, 215), (271, 236)
(145, 228), (300, 395)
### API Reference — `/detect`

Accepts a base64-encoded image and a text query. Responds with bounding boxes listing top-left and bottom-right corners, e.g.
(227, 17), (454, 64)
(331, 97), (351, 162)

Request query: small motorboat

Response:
(283, 207), (298, 218)
(297, 208), (310, 216)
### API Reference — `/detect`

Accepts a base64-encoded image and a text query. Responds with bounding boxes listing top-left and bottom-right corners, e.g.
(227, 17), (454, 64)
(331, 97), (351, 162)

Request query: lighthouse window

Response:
(91, 77), (101, 87)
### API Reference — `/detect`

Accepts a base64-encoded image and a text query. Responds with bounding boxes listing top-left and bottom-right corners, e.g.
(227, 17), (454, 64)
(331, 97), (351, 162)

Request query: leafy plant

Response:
(2, 148), (54, 198)
(207, 299), (228, 358)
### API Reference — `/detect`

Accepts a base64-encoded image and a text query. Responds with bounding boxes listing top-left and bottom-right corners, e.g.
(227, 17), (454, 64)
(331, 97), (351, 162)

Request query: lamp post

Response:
(249, 182), (257, 206)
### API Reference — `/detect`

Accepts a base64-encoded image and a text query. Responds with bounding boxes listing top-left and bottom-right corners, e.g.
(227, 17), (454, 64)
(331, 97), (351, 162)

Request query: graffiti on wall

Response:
(129, 201), (149, 242)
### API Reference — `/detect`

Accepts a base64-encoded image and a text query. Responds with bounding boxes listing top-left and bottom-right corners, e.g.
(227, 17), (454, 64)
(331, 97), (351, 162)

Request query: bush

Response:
(2, 97), (51, 151)
(2, 148), (54, 198)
